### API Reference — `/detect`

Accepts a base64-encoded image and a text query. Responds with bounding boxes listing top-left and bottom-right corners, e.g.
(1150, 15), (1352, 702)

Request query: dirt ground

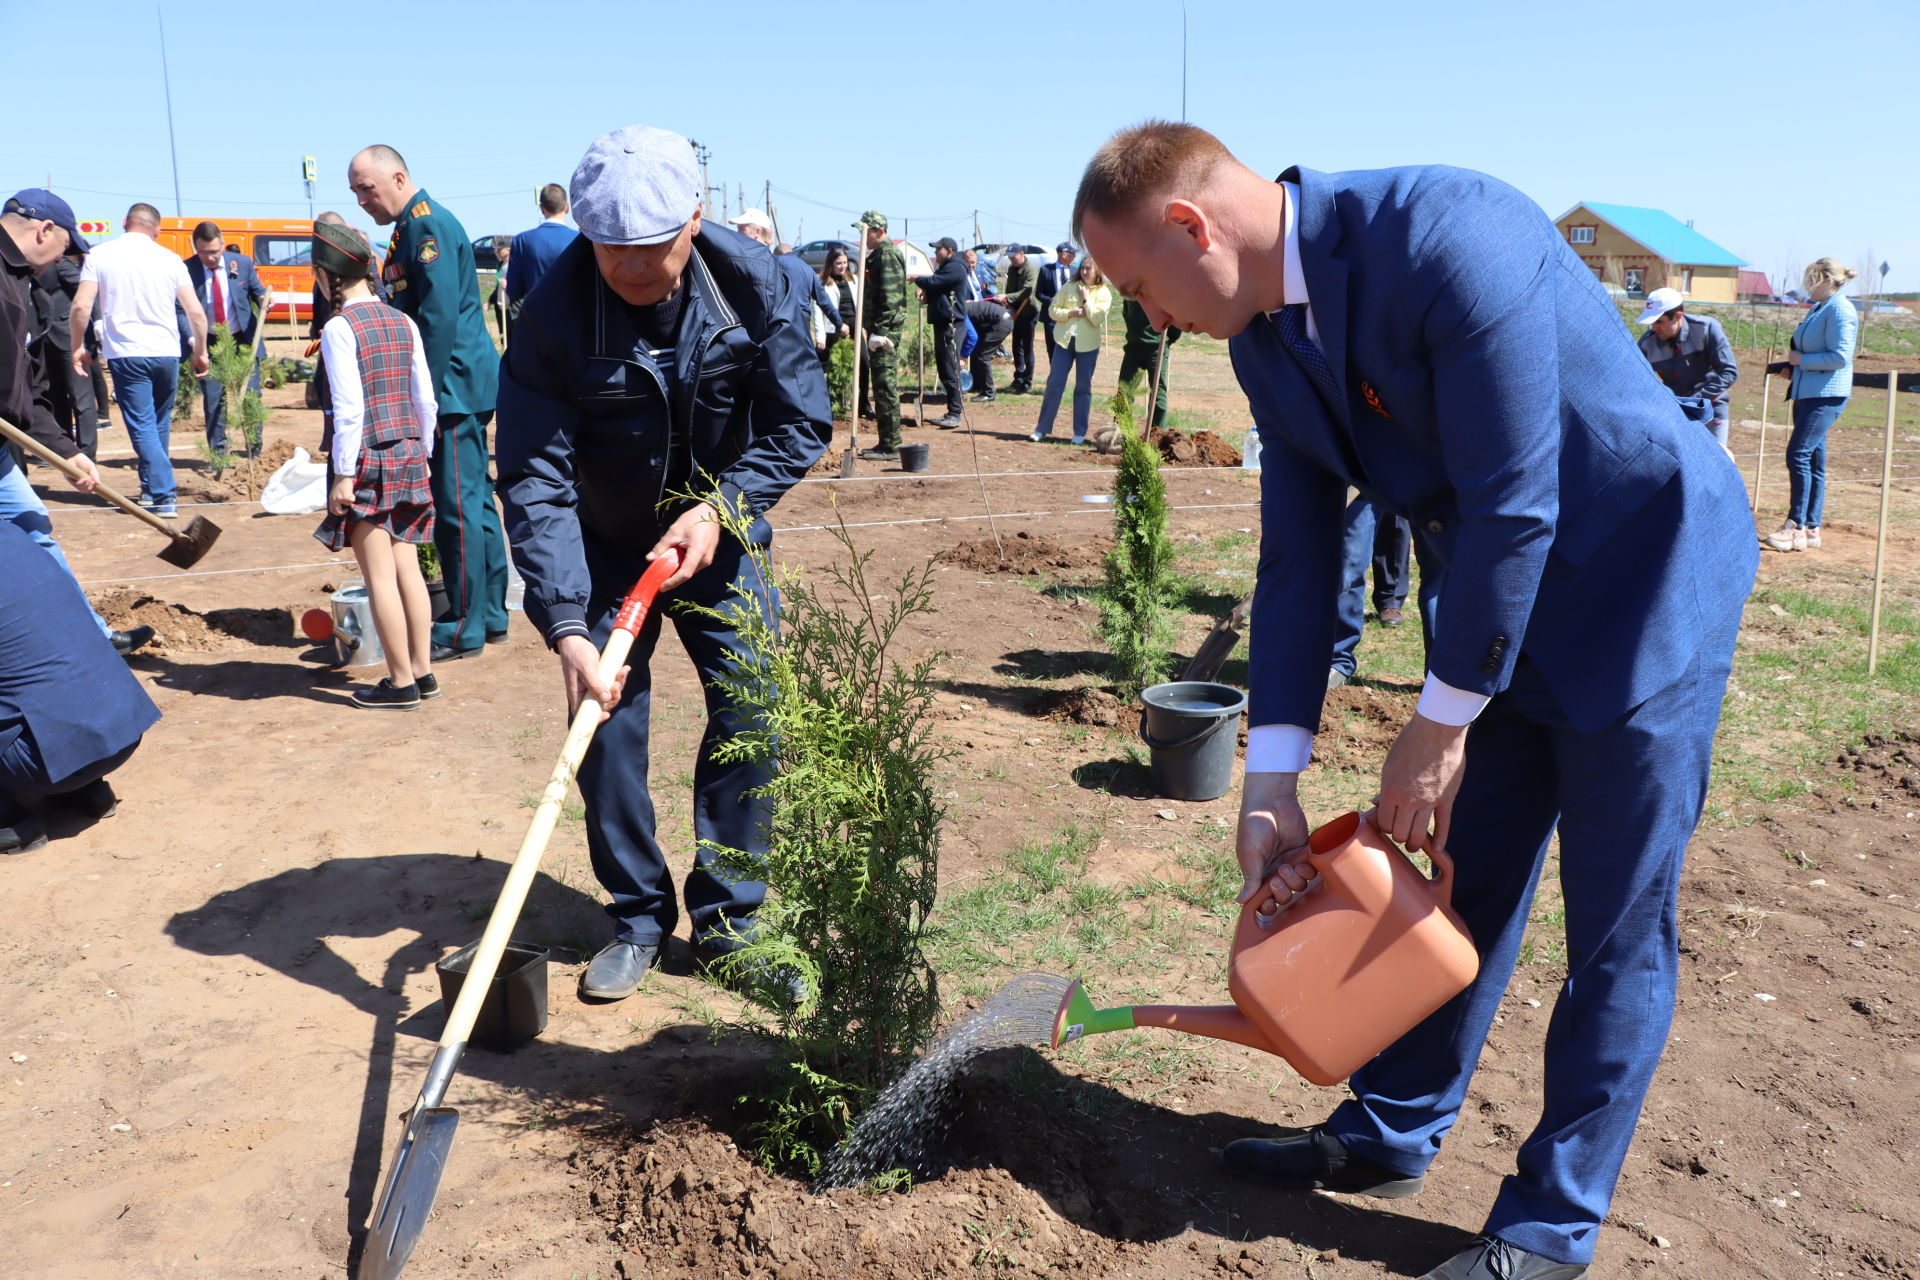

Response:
(2, 336), (1916, 1280)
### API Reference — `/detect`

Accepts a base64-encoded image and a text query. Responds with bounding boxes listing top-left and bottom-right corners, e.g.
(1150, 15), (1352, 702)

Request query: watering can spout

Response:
(1050, 979), (1275, 1055)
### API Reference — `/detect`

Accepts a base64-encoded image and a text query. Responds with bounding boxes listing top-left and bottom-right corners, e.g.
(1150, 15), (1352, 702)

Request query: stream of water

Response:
(814, 971), (1072, 1191)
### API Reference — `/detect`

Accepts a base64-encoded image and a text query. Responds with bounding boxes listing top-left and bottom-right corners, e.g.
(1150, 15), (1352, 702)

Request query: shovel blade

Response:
(361, 1105), (459, 1280)
(157, 515), (221, 569)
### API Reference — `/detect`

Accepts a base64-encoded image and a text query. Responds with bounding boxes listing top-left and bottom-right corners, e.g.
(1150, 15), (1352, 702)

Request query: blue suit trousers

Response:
(575, 536), (776, 950)
(1326, 572), (1741, 1265)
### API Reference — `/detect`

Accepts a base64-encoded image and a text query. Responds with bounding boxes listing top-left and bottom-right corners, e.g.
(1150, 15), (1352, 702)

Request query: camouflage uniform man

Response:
(1117, 297), (1181, 430)
(857, 210), (906, 460)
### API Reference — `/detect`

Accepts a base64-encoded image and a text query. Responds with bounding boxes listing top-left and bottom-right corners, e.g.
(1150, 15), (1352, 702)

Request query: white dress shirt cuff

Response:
(1246, 724), (1312, 774)
(1415, 672), (1491, 727)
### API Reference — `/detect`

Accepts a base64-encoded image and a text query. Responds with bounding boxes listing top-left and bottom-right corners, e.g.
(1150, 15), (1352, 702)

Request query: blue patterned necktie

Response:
(1273, 303), (1344, 419)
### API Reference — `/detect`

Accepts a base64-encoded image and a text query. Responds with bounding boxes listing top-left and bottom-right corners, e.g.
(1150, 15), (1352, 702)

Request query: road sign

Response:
(302, 155), (317, 183)
(77, 219), (110, 238)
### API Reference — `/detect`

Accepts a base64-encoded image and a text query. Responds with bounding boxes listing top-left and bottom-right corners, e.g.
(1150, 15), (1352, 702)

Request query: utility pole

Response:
(972, 210), (981, 246)
(156, 2), (184, 215)
(688, 139), (713, 218)
(1182, 0), (1189, 121)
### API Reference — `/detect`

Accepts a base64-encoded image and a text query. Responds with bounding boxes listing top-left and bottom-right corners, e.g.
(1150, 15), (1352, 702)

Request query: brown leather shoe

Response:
(1378, 607), (1405, 627)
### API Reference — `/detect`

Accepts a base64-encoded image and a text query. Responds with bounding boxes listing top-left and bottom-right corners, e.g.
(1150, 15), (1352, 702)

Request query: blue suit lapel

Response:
(1285, 166), (1351, 431)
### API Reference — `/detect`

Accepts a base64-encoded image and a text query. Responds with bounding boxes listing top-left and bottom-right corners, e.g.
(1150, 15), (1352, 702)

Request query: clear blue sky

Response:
(9, 0), (1917, 292)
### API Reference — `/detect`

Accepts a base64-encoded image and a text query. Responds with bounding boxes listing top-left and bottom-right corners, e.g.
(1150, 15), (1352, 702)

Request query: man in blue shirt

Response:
(505, 184), (576, 316)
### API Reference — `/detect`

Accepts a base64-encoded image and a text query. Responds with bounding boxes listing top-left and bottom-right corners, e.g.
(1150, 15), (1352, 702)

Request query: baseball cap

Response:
(932, 236), (959, 252)
(857, 209), (888, 231)
(1636, 287), (1684, 325)
(569, 125), (702, 246)
(4, 189), (88, 256)
(1056, 241), (1075, 254)
(729, 208), (774, 233)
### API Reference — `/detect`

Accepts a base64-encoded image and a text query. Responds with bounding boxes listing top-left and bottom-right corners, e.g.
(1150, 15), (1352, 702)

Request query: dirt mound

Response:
(90, 590), (298, 653)
(937, 529), (1111, 575)
(1033, 686), (1127, 726)
(1146, 428), (1242, 468)
(184, 439), (301, 503)
(808, 447), (844, 475)
(1314, 680), (1416, 770)
(1829, 731), (1920, 803)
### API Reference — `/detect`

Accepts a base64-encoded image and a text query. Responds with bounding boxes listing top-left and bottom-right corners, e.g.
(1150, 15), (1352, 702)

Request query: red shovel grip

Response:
(612, 549), (682, 637)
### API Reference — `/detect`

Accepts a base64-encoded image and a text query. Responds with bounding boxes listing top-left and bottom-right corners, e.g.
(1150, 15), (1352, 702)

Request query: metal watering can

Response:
(1052, 812), (1479, 1085)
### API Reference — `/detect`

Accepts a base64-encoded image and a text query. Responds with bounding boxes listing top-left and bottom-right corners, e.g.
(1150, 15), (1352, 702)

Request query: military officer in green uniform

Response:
(856, 210), (906, 461)
(1117, 297), (1181, 430)
(348, 144), (509, 660)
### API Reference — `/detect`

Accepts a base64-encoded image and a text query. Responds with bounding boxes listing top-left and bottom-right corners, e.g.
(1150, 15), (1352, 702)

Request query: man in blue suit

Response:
(504, 183), (576, 318)
(183, 222), (270, 454)
(1078, 123), (1758, 1280)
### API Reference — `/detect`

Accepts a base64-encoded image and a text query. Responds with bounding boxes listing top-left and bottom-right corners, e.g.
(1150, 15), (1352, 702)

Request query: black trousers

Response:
(1010, 310), (1036, 386)
(931, 318), (964, 414)
(31, 343), (97, 459)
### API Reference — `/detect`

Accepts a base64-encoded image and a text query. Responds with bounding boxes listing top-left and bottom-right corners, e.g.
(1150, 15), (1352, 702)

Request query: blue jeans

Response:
(1036, 345), (1099, 440)
(108, 356), (180, 506)
(1331, 495), (1375, 677)
(0, 462), (111, 638)
(1786, 395), (1846, 528)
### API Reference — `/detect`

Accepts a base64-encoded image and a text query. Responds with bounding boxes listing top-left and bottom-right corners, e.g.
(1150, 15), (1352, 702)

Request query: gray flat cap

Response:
(570, 125), (701, 246)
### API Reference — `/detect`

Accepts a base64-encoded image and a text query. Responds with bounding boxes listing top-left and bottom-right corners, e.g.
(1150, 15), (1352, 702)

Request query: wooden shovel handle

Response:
(0, 415), (183, 540)
(434, 550), (682, 1054)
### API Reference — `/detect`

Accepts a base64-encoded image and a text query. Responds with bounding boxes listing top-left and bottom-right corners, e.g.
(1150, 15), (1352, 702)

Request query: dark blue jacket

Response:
(776, 252), (840, 330)
(914, 255), (968, 323)
(184, 249), (270, 345)
(1635, 312), (1738, 406)
(505, 220), (576, 304)
(495, 224), (831, 646)
(1234, 164), (1758, 735)
(0, 521), (160, 786)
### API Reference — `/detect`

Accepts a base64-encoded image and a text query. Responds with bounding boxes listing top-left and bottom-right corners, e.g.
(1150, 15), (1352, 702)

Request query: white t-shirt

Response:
(79, 231), (192, 360)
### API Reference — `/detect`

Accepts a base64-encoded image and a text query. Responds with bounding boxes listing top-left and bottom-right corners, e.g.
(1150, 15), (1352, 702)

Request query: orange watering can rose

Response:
(1053, 811), (1479, 1085)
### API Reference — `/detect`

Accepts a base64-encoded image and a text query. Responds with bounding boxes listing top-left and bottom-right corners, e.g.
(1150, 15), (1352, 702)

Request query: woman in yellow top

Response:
(1030, 259), (1112, 444)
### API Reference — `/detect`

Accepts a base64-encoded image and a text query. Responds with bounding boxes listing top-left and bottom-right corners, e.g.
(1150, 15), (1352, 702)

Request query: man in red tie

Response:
(183, 222), (269, 455)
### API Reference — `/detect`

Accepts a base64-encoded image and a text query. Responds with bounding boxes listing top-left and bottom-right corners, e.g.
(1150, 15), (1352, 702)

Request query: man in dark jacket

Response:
(996, 246), (1039, 392)
(1635, 288), (1739, 448)
(0, 519), (159, 851)
(1035, 241), (1076, 358)
(964, 299), (1013, 403)
(496, 125), (830, 1001)
(913, 237), (967, 426)
(28, 258), (94, 456)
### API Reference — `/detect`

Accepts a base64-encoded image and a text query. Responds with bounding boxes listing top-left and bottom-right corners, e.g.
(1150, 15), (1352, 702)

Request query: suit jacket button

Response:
(1425, 519), (1444, 535)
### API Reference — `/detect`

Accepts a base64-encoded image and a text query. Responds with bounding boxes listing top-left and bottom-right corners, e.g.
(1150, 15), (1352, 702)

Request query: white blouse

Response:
(322, 298), (438, 477)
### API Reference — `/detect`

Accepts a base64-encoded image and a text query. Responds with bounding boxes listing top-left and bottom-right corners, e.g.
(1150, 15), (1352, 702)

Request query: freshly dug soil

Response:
(184, 438), (300, 503)
(1146, 428), (1242, 468)
(1033, 686), (1127, 726)
(937, 529), (1111, 574)
(91, 589), (299, 653)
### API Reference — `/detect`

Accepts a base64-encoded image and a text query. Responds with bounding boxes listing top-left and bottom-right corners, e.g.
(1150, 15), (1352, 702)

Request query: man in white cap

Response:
(1635, 287), (1739, 447)
(495, 125), (830, 1002)
(730, 209), (842, 346)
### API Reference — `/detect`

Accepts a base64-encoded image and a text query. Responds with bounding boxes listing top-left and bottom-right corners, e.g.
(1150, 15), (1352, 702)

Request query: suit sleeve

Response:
(1244, 414), (1347, 733)
(494, 312), (593, 645)
(712, 266), (832, 527)
(1411, 178), (1563, 699)
(399, 216), (461, 397)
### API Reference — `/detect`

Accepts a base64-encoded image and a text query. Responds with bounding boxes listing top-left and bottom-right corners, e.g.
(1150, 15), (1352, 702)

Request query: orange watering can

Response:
(1052, 811), (1479, 1085)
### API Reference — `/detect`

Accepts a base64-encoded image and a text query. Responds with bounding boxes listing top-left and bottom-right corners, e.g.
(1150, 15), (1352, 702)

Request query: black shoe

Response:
(415, 673), (441, 700)
(430, 642), (483, 663)
(351, 678), (421, 710)
(485, 630), (508, 645)
(57, 780), (118, 821)
(111, 625), (155, 656)
(1418, 1238), (1588, 1280)
(969, 392), (997, 403)
(0, 815), (48, 854)
(858, 407), (877, 420)
(1008, 382), (1031, 394)
(931, 414), (964, 429)
(1221, 1126), (1425, 1198)
(858, 447), (900, 462)
(580, 939), (662, 1000)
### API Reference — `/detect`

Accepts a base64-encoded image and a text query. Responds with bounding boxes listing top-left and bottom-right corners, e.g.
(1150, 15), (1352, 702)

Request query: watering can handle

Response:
(1318, 811), (1460, 910)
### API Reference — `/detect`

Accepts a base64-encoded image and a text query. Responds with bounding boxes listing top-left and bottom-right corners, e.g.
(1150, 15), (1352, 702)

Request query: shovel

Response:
(842, 226), (867, 479)
(0, 415), (222, 568)
(359, 548), (681, 1280)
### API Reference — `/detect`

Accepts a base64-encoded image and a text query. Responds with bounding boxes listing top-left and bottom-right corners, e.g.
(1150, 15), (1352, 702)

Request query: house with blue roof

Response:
(1554, 202), (1747, 304)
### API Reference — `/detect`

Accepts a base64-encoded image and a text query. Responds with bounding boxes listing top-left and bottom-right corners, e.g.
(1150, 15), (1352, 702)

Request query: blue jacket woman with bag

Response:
(1768, 258), (1858, 551)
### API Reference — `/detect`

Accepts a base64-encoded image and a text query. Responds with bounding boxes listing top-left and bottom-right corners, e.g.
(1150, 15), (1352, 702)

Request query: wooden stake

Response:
(1868, 373), (1898, 675)
(1753, 344), (1773, 515)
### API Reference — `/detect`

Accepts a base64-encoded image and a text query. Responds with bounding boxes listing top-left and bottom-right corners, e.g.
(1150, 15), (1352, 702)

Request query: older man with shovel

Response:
(496, 124), (829, 1002)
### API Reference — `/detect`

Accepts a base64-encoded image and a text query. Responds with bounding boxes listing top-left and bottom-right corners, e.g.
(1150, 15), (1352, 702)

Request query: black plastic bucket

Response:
(1139, 681), (1248, 801)
(435, 940), (550, 1051)
(899, 443), (931, 472)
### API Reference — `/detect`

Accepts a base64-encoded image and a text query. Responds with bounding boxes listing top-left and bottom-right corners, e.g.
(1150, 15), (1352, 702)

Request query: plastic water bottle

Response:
(505, 558), (526, 611)
(1241, 430), (1262, 471)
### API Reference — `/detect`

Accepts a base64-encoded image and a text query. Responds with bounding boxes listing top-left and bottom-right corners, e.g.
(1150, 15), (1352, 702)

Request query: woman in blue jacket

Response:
(1768, 258), (1858, 551)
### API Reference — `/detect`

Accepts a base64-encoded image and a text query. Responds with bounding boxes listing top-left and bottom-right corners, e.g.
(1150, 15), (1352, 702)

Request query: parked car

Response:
(795, 238), (857, 270)
(974, 242), (1051, 278)
(472, 235), (508, 269)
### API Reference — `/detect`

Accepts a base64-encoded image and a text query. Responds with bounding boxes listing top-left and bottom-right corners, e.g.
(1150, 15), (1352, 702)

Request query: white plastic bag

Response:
(261, 446), (329, 515)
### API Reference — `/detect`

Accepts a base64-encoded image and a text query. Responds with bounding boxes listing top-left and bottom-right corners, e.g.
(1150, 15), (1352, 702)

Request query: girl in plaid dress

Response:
(310, 221), (440, 710)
